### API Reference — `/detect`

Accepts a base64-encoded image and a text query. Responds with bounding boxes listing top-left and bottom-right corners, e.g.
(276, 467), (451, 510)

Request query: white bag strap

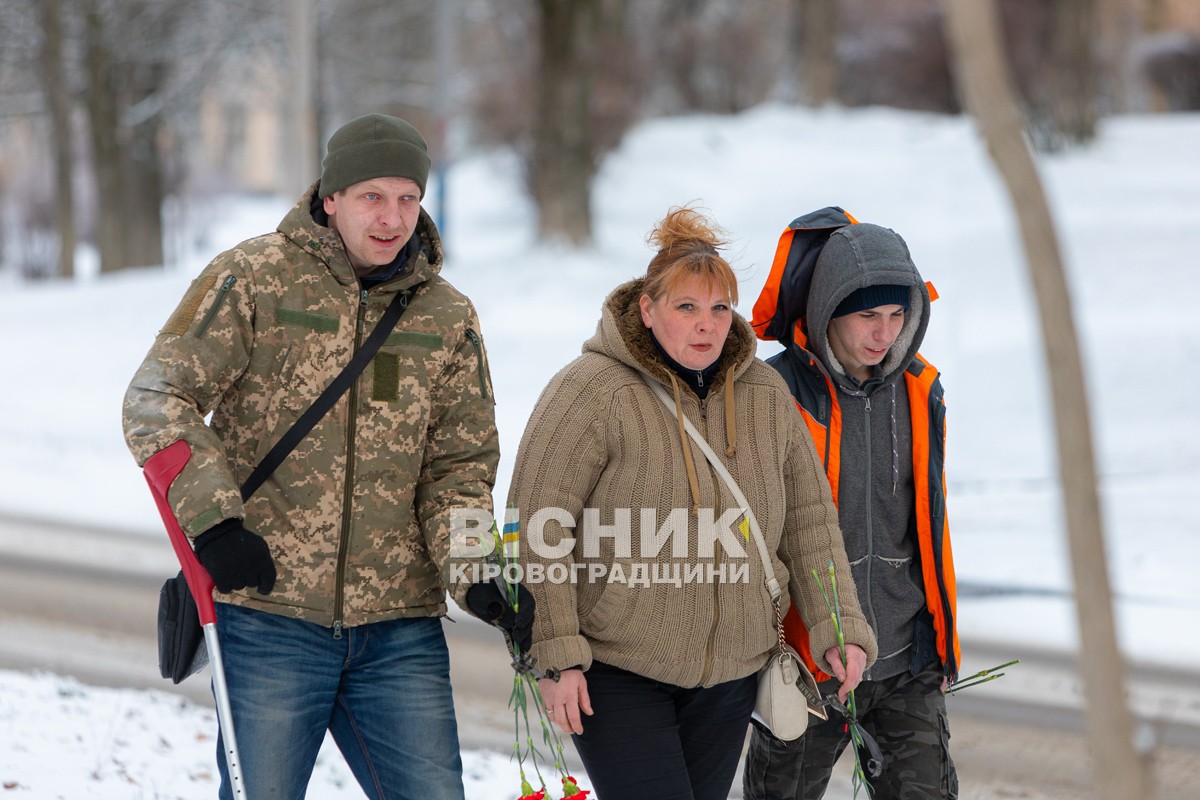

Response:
(642, 374), (782, 603)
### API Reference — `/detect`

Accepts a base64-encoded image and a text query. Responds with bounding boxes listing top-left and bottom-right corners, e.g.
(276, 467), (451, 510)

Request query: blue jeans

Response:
(212, 603), (465, 800)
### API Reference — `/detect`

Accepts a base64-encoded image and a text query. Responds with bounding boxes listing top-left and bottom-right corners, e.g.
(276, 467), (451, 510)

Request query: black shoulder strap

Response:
(240, 287), (415, 501)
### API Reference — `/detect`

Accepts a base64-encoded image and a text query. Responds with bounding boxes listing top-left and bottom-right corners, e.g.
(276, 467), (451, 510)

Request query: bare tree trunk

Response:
(288, 0), (320, 199)
(661, 0), (704, 110)
(125, 97), (165, 269)
(36, 0), (77, 279)
(82, 0), (169, 271)
(941, 1), (1152, 798)
(1050, 0), (1099, 144)
(1142, 0), (1170, 111)
(1142, 0), (1168, 30)
(1097, 0), (1138, 112)
(795, 0), (837, 106)
(83, 0), (127, 274)
(433, 0), (458, 240)
(532, 0), (611, 246)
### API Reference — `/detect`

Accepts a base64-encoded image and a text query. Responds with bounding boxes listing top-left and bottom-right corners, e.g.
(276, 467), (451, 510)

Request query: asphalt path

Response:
(2, 513), (1197, 798)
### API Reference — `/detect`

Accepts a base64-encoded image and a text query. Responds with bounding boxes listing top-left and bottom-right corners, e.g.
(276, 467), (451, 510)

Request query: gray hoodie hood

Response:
(804, 222), (934, 680)
(806, 223), (929, 391)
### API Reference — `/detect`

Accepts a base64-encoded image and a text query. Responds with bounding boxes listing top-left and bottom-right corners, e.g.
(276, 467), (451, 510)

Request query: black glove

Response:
(193, 518), (277, 595)
(466, 581), (535, 653)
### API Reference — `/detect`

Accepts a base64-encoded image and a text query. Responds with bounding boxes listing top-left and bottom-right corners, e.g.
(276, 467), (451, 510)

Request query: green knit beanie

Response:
(318, 113), (431, 199)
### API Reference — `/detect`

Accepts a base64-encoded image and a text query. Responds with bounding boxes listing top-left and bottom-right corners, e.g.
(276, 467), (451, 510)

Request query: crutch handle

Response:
(144, 439), (248, 795)
(143, 439), (217, 626)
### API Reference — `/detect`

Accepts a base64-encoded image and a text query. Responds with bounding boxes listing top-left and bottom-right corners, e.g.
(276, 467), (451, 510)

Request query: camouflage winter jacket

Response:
(122, 184), (500, 629)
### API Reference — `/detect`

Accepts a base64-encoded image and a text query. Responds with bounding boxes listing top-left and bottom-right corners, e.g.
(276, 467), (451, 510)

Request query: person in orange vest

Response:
(744, 215), (960, 799)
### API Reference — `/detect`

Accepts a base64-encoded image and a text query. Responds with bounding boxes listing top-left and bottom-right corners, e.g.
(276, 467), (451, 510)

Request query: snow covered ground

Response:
(1, 103), (1198, 796)
(0, 669), (577, 798)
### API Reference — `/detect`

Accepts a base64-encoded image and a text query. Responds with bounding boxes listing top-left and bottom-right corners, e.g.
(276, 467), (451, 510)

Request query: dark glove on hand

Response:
(193, 518), (277, 595)
(466, 581), (535, 653)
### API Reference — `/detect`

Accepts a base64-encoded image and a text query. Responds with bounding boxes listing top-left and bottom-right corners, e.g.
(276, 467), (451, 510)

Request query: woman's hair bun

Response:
(647, 205), (728, 254)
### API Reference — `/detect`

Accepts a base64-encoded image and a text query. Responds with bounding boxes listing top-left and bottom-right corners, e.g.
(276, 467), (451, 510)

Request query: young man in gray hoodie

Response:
(743, 221), (960, 799)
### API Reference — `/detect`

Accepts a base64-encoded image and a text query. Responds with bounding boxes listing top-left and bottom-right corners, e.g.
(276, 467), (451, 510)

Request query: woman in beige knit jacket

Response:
(509, 206), (877, 800)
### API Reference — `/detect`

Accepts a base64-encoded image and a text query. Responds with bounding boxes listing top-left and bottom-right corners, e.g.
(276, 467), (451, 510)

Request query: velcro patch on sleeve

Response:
(160, 274), (218, 337)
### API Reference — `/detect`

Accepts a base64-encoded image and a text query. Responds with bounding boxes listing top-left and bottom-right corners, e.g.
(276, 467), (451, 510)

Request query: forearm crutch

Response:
(144, 439), (247, 798)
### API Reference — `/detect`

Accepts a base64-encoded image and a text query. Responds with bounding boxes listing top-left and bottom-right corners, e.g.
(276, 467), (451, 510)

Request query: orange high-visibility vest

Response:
(769, 341), (960, 682)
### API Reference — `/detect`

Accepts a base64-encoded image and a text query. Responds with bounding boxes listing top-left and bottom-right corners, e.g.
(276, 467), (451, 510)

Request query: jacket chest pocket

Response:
(251, 308), (343, 458)
(272, 309), (344, 402)
(370, 332), (444, 404)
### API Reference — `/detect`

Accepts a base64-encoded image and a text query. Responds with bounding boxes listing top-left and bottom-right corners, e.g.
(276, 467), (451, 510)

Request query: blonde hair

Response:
(642, 206), (738, 306)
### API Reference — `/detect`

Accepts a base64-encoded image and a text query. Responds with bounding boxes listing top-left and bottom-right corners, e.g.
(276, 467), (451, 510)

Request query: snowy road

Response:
(3, 513), (1198, 798)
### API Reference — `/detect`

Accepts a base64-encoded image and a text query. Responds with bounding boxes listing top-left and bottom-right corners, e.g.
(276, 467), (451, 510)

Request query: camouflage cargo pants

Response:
(743, 663), (958, 799)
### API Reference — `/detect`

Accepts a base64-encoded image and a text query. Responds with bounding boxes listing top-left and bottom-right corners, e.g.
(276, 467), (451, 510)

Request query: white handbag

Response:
(754, 599), (827, 741)
(643, 376), (826, 741)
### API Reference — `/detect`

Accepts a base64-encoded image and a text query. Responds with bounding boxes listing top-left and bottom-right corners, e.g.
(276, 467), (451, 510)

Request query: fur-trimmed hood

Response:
(583, 278), (758, 393)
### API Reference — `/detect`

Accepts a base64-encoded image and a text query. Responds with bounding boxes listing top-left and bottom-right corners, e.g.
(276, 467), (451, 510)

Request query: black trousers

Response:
(571, 660), (757, 800)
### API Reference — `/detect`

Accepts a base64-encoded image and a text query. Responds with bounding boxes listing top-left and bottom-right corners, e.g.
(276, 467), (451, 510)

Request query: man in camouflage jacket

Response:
(123, 114), (528, 800)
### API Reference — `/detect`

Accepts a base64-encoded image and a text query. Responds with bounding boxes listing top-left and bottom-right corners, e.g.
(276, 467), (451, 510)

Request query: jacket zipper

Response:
(819, 391), (833, 471)
(332, 288), (370, 639)
(698, 401), (722, 685)
(464, 329), (489, 400)
(194, 275), (236, 337)
(862, 394), (877, 665)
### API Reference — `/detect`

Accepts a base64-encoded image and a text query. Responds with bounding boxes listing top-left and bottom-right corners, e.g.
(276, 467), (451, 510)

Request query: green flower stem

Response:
(828, 562), (845, 655)
(529, 676), (571, 779)
(498, 512), (583, 798)
(512, 679), (536, 794)
(812, 562), (873, 799)
(957, 659), (1020, 683)
(945, 659), (1019, 695)
(946, 674), (1004, 694)
(518, 675), (550, 788)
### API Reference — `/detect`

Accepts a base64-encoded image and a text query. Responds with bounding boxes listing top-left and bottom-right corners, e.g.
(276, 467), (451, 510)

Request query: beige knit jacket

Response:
(507, 280), (877, 688)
